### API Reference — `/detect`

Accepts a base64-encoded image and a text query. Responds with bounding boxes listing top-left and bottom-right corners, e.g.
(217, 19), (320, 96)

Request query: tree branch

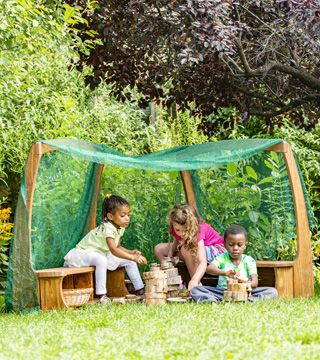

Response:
(231, 83), (284, 106)
(249, 94), (320, 118)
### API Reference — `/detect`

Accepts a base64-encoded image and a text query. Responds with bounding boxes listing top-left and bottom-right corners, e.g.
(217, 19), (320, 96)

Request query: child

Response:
(155, 204), (226, 291)
(190, 224), (278, 302)
(64, 195), (147, 304)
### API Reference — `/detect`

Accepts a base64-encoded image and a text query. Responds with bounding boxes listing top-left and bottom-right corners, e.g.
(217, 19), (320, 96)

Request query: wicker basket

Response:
(62, 288), (93, 307)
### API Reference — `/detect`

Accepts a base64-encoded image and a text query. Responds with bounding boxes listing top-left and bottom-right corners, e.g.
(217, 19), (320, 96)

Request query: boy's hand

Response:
(225, 269), (237, 277)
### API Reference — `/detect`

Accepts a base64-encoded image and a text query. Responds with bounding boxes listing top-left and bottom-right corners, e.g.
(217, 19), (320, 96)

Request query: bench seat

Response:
(35, 266), (128, 310)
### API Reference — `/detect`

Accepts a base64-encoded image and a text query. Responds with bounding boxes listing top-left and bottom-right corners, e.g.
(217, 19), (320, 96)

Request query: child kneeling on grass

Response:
(190, 224), (278, 303)
(64, 195), (147, 304)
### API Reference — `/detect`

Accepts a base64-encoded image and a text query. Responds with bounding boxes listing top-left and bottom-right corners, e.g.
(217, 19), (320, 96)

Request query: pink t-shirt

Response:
(169, 222), (224, 246)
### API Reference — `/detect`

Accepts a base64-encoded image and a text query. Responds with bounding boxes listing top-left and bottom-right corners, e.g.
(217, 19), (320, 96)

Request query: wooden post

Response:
(266, 141), (314, 297)
(180, 170), (197, 210)
(25, 142), (54, 230)
(88, 164), (104, 231)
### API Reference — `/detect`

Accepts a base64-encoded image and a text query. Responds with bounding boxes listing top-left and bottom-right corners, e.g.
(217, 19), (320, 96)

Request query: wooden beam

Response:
(282, 144), (314, 297)
(25, 142), (55, 230)
(265, 141), (288, 153)
(88, 164), (104, 231)
(180, 170), (197, 210)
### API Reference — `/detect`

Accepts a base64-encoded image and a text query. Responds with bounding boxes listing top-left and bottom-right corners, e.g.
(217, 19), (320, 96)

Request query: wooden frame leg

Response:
(274, 267), (294, 298)
(107, 268), (129, 297)
(38, 277), (67, 310)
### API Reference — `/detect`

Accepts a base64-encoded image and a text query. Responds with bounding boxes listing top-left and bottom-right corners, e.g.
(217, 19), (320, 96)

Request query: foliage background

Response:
(0, 0), (319, 286)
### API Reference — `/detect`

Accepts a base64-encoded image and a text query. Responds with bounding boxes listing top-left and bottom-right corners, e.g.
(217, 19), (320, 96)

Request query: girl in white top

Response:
(64, 195), (147, 304)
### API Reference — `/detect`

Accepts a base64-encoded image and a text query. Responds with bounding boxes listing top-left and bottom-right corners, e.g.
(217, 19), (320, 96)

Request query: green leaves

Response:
(227, 162), (237, 176)
(246, 166), (257, 181)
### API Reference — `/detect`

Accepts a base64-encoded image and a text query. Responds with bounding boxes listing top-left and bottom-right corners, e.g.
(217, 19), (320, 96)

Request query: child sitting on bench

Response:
(190, 224), (278, 302)
(64, 194), (147, 304)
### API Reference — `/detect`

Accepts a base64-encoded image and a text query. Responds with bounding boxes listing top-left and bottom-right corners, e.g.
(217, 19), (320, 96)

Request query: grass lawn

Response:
(1, 294), (320, 360)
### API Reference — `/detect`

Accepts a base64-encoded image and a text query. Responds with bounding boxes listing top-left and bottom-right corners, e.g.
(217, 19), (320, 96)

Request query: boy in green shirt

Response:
(190, 225), (278, 302)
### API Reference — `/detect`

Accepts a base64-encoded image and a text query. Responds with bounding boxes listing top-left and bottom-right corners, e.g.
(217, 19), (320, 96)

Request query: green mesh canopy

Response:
(5, 138), (315, 312)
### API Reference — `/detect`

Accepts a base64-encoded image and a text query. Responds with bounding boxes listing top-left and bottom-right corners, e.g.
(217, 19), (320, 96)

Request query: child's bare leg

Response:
(180, 247), (199, 278)
(154, 243), (173, 262)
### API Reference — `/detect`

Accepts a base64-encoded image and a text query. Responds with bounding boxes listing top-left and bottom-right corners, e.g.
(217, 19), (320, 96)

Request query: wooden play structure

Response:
(20, 139), (314, 311)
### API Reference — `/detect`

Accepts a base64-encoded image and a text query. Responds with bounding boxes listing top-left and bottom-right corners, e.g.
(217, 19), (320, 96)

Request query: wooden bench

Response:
(177, 260), (295, 298)
(256, 260), (294, 298)
(35, 266), (128, 310)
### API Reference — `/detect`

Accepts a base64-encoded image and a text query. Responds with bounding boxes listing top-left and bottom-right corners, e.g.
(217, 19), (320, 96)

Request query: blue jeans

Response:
(190, 285), (278, 303)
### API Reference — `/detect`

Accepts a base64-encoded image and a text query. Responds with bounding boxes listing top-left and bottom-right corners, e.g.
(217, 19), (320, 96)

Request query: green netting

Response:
(5, 138), (315, 312)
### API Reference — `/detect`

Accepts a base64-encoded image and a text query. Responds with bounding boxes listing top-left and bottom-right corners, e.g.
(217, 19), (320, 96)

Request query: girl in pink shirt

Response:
(154, 204), (226, 291)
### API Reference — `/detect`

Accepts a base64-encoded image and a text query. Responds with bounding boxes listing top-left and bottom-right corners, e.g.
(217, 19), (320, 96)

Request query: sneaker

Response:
(98, 295), (112, 305)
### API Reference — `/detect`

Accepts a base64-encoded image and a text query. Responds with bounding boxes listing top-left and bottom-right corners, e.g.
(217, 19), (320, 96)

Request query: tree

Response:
(69, 0), (320, 126)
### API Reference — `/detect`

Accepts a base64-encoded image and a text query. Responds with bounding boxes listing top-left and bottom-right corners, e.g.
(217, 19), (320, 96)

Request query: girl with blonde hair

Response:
(155, 204), (225, 291)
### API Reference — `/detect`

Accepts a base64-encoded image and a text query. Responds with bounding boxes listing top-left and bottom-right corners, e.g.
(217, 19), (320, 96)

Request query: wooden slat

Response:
(38, 277), (67, 310)
(180, 170), (197, 210)
(275, 267), (294, 298)
(256, 261), (294, 268)
(88, 164), (104, 231)
(35, 266), (94, 278)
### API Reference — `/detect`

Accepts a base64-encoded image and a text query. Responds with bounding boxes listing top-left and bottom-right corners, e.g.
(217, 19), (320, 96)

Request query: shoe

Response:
(98, 295), (112, 305)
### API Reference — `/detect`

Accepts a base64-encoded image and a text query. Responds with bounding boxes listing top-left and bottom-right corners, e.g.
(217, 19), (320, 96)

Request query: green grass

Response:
(1, 295), (320, 360)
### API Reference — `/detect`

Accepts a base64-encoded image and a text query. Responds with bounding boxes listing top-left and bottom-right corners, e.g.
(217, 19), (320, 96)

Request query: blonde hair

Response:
(168, 204), (201, 255)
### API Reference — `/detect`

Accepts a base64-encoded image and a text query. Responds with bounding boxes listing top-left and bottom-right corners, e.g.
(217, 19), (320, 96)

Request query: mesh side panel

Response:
(5, 152), (99, 312)
(5, 184), (39, 312)
(192, 151), (296, 260)
(31, 152), (99, 269)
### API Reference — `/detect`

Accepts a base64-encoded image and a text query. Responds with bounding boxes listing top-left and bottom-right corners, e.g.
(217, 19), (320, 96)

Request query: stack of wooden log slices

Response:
(223, 279), (252, 302)
(143, 259), (182, 305)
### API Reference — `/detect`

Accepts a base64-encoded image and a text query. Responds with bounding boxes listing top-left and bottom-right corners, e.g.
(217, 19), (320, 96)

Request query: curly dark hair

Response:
(102, 195), (129, 222)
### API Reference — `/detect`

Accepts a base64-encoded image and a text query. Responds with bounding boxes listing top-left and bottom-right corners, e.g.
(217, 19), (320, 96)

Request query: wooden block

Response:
(232, 291), (248, 301)
(167, 285), (180, 291)
(164, 268), (179, 277)
(150, 264), (161, 272)
(145, 278), (165, 286)
(145, 278), (168, 292)
(227, 279), (238, 285)
(145, 285), (156, 293)
(145, 282), (168, 293)
(145, 292), (167, 299)
(223, 291), (233, 301)
(166, 290), (179, 298)
(167, 275), (182, 285)
(143, 271), (167, 280)
(145, 298), (166, 306)
(229, 283), (247, 292)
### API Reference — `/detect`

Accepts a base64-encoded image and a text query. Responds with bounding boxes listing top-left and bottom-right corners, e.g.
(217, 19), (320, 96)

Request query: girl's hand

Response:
(187, 279), (199, 291)
(133, 249), (142, 256)
(133, 254), (147, 265)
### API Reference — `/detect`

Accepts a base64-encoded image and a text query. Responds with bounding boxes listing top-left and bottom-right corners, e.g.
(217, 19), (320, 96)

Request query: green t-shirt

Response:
(76, 221), (125, 254)
(212, 252), (257, 289)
